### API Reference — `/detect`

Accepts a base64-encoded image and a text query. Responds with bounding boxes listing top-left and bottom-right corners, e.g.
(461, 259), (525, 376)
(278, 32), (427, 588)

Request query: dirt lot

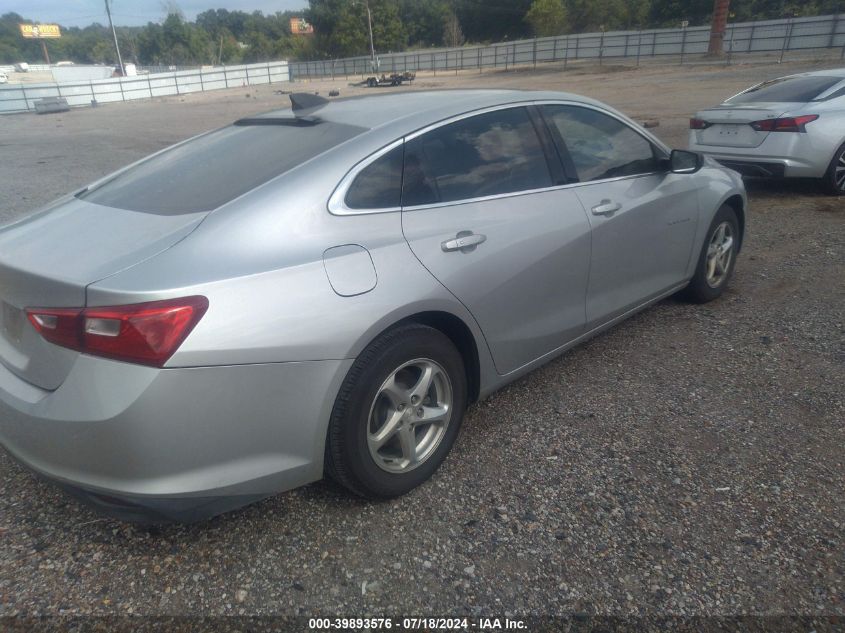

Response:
(0, 60), (843, 622)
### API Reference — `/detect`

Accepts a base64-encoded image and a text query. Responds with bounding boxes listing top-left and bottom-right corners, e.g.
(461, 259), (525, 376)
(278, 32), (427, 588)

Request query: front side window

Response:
(345, 145), (404, 209)
(543, 105), (660, 182)
(402, 107), (552, 206)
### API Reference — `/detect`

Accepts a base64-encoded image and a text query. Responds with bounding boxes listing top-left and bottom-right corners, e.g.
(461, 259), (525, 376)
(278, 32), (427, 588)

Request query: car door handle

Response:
(591, 200), (622, 216)
(441, 232), (487, 253)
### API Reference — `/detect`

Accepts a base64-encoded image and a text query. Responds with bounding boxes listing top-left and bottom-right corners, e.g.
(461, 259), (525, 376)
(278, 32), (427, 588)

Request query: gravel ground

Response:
(0, 60), (843, 621)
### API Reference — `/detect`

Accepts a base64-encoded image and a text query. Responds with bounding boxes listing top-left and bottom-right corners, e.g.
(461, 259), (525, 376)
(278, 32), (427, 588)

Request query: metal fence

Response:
(0, 64), (52, 73)
(290, 13), (845, 79)
(0, 61), (290, 114)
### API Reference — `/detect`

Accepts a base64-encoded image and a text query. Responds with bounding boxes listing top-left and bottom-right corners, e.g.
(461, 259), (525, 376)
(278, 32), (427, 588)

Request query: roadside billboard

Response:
(19, 24), (62, 38)
(290, 17), (314, 35)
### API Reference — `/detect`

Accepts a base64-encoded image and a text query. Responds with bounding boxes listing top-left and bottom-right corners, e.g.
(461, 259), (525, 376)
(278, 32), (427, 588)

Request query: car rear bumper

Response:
(42, 476), (269, 523)
(689, 131), (833, 179)
(711, 159), (786, 179)
(0, 355), (352, 522)
(690, 149), (823, 179)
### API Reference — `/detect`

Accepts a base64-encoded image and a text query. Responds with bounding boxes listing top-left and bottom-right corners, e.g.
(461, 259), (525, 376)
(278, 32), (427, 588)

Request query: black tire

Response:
(822, 142), (845, 196)
(680, 204), (740, 304)
(325, 323), (467, 499)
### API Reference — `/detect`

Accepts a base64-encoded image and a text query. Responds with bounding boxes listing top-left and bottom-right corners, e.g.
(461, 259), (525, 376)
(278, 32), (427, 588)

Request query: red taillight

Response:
(690, 118), (711, 130)
(750, 114), (819, 133)
(25, 308), (82, 350)
(26, 296), (208, 367)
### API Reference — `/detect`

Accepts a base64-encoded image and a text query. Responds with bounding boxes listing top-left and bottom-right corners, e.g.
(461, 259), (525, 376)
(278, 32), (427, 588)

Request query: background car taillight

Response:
(749, 115), (819, 133)
(689, 118), (712, 130)
(26, 296), (208, 367)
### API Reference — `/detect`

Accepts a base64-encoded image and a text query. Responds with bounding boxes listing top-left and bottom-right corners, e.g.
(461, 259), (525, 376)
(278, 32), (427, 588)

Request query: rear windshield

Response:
(80, 119), (366, 214)
(727, 76), (842, 104)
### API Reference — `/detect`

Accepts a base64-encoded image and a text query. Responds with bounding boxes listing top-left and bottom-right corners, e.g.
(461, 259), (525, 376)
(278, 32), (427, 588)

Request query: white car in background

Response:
(0, 72), (7, 84)
(689, 69), (845, 195)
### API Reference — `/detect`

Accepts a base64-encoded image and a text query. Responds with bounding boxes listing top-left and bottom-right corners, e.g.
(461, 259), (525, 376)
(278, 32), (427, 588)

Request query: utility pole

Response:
(39, 40), (51, 65)
(364, 0), (377, 72)
(105, 0), (126, 76)
(708, 0), (730, 56)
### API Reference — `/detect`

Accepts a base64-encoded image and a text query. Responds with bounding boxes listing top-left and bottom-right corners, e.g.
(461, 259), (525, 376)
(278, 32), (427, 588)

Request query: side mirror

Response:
(670, 149), (703, 174)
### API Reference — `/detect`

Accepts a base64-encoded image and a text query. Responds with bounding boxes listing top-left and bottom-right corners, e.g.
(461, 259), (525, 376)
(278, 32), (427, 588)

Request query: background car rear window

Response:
(345, 145), (404, 209)
(727, 76), (842, 104)
(80, 120), (366, 214)
(543, 105), (659, 182)
(402, 107), (552, 206)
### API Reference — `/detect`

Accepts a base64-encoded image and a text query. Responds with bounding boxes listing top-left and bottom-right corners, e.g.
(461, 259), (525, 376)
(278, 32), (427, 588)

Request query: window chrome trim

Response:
(400, 171), (664, 212)
(328, 100), (670, 216)
(328, 138), (404, 216)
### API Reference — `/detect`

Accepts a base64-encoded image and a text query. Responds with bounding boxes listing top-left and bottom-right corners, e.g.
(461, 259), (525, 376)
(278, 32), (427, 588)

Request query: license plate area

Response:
(1, 301), (24, 345)
(700, 123), (764, 148)
(716, 124), (742, 136)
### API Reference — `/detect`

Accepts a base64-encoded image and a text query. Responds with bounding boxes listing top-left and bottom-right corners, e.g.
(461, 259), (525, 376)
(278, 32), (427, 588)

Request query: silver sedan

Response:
(689, 68), (845, 195)
(0, 90), (746, 522)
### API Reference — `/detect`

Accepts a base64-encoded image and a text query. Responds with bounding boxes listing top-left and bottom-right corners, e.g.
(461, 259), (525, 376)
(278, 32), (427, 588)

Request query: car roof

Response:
(258, 89), (607, 134)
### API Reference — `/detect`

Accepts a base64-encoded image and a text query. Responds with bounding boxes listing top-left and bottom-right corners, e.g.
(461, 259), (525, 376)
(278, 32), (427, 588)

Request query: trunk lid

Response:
(693, 103), (790, 148)
(0, 197), (206, 390)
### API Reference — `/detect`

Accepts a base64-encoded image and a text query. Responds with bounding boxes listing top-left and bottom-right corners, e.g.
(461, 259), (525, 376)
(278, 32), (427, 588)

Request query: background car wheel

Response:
(325, 323), (467, 499)
(822, 142), (845, 196)
(680, 204), (740, 304)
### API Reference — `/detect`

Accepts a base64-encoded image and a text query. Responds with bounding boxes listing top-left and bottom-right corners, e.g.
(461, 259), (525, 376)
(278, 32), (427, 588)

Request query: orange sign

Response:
(20, 24), (62, 38)
(290, 17), (314, 35)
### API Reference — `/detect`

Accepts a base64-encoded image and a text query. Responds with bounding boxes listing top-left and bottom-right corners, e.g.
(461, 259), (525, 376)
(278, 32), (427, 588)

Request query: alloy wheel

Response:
(705, 221), (734, 289)
(836, 152), (845, 192)
(367, 358), (453, 473)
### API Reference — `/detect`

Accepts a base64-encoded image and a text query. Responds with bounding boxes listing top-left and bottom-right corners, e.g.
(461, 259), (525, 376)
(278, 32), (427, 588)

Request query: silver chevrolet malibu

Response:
(0, 90), (747, 522)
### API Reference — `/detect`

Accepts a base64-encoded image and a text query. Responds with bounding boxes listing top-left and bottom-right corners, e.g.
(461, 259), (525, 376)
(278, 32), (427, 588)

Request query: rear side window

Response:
(345, 145), (404, 209)
(543, 105), (659, 182)
(80, 120), (366, 214)
(815, 86), (845, 102)
(402, 107), (552, 206)
(728, 76), (842, 104)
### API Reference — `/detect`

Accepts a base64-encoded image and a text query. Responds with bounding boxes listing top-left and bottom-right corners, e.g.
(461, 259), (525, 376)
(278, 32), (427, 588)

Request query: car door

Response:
(541, 104), (700, 329)
(400, 106), (592, 375)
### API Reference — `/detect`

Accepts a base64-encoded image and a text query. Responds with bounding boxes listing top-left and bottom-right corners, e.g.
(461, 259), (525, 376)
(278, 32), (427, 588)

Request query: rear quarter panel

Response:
(85, 163), (499, 387)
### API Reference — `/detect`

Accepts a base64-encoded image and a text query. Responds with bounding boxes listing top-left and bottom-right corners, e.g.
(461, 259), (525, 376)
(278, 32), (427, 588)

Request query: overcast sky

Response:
(6, 1), (309, 27)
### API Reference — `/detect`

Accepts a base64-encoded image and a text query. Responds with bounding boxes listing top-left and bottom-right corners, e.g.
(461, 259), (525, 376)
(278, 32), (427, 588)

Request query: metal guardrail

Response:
(0, 61), (290, 114)
(289, 13), (845, 79)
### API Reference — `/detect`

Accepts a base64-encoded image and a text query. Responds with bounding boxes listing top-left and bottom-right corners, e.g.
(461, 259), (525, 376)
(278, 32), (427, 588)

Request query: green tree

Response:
(647, 0), (713, 26)
(453, 0), (534, 42)
(400, 0), (450, 47)
(442, 10), (465, 47)
(3, 1), (844, 66)
(525, 0), (568, 36)
(89, 40), (115, 64)
(307, 0), (404, 58)
(0, 13), (42, 62)
(564, 0), (632, 31)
